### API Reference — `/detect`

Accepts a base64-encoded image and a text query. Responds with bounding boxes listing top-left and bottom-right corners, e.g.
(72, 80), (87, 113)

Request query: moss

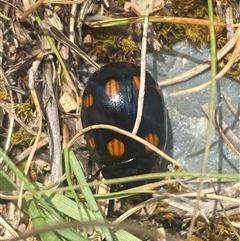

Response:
(10, 127), (36, 147)
(88, 35), (140, 63)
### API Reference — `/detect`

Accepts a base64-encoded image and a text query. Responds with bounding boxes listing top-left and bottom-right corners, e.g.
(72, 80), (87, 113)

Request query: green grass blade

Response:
(28, 199), (62, 241)
(67, 149), (113, 241)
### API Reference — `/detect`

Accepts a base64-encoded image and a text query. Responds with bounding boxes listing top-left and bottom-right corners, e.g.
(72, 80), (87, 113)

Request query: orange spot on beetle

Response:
(133, 75), (140, 90)
(106, 79), (119, 97)
(107, 139), (125, 158)
(145, 133), (159, 151)
(88, 137), (96, 149)
(83, 94), (94, 108)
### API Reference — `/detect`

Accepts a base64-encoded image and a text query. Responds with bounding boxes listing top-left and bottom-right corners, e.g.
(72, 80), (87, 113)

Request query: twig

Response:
(0, 67), (15, 163)
(17, 55), (44, 212)
(223, 92), (240, 120)
(41, 21), (100, 70)
(201, 102), (240, 157)
(43, 57), (63, 183)
(19, 0), (45, 22)
(214, 103), (240, 157)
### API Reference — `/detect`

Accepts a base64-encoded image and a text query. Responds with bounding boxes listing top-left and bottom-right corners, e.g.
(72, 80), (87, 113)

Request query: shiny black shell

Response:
(81, 62), (167, 180)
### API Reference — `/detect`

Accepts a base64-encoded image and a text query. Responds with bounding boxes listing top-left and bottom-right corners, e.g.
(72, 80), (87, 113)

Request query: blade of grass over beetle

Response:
(67, 149), (114, 241)
(0, 149), (142, 241)
(64, 147), (89, 239)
